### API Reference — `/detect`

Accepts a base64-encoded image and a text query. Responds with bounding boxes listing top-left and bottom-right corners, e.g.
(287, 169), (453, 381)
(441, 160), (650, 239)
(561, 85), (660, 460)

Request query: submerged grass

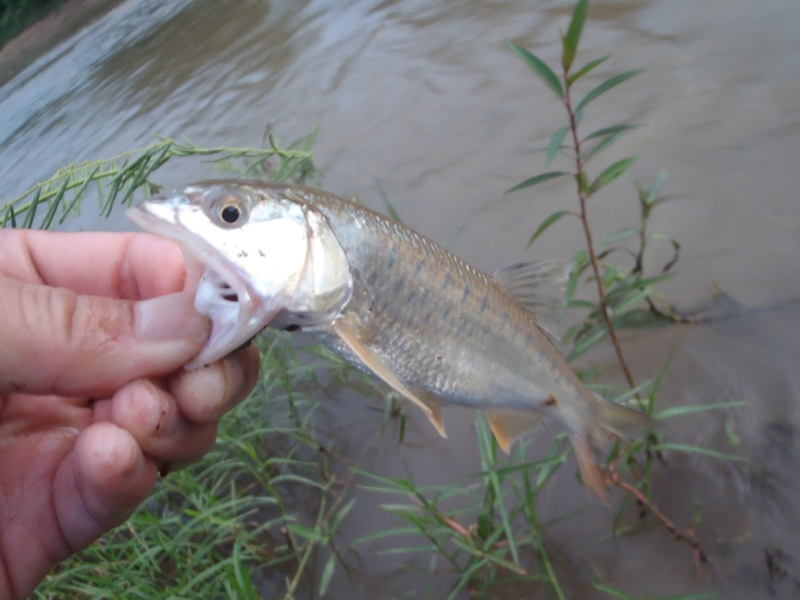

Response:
(1, 2), (740, 598)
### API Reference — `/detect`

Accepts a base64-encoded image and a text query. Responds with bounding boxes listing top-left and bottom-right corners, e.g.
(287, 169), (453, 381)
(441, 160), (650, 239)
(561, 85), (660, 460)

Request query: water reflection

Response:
(2, 0), (800, 597)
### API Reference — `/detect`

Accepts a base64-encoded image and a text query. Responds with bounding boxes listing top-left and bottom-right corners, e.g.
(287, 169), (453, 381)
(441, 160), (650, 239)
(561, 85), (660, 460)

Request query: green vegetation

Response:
(1, 1), (738, 598)
(0, 0), (63, 49)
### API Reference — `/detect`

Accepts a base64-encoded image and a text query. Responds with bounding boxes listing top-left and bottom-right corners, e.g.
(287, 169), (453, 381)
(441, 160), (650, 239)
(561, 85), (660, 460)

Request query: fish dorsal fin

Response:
(484, 409), (545, 453)
(492, 260), (568, 341)
(332, 317), (447, 438)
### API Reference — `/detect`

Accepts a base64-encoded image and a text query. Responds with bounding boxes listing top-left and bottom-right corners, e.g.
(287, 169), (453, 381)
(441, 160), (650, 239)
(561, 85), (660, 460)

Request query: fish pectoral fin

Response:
(484, 409), (545, 454)
(410, 387), (448, 438)
(332, 318), (446, 437)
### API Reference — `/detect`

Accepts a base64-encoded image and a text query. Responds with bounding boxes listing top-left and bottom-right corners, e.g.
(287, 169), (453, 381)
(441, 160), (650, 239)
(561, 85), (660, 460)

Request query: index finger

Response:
(0, 230), (186, 300)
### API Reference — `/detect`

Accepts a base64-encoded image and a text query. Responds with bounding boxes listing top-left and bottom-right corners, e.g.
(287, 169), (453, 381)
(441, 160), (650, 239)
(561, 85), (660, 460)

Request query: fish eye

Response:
(221, 204), (241, 223)
(211, 194), (249, 228)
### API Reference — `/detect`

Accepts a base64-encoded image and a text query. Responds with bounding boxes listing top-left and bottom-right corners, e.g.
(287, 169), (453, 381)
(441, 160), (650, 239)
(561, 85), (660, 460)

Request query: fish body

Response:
(128, 181), (652, 497)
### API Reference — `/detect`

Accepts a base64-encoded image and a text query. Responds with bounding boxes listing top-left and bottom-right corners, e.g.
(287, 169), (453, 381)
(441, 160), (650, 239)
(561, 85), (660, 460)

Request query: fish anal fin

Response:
(485, 409), (545, 454)
(332, 317), (445, 434)
(410, 387), (448, 438)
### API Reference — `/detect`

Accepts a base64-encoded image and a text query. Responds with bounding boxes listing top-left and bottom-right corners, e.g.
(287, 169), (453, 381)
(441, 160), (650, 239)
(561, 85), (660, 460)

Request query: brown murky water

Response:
(2, 0), (800, 597)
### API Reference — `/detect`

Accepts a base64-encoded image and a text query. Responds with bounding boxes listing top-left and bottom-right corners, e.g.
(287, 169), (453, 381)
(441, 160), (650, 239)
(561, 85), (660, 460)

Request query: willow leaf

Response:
(562, 0), (589, 72)
(527, 210), (572, 248)
(505, 171), (566, 194)
(506, 40), (564, 99)
(589, 155), (639, 193)
(567, 54), (610, 86)
(546, 126), (569, 165)
(575, 68), (646, 113)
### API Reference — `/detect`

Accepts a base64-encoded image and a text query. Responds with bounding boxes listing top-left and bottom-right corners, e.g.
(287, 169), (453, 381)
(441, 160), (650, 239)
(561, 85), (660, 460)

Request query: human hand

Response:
(0, 230), (260, 599)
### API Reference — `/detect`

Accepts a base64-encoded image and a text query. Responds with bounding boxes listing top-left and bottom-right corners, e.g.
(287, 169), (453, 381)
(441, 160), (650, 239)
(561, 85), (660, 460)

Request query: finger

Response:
(101, 379), (218, 466)
(0, 230), (187, 299)
(168, 344), (260, 423)
(52, 422), (158, 552)
(0, 276), (209, 396)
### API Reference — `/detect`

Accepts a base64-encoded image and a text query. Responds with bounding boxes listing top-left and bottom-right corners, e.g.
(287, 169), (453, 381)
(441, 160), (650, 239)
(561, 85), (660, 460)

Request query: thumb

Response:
(0, 275), (209, 397)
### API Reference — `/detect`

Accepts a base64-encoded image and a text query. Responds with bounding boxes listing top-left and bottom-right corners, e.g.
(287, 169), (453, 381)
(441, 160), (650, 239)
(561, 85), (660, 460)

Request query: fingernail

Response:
(135, 291), (209, 342)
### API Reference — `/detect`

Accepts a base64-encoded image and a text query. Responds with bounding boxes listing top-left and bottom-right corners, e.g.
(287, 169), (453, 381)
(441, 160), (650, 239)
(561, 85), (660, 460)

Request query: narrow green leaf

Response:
(589, 155), (640, 193)
(575, 68), (646, 113)
(527, 210), (572, 248)
(562, 0), (589, 72)
(506, 40), (564, 99)
(377, 180), (403, 223)
(39, 176), (71, 230)
(567, 54), (610, 85)
(596, 227), (638, 248)
(21, 187), (42, 229)
(655, 401), (746, 420)
(58, 165), (101, 225)
(546, 126), (569, 165)
(611, 308), (669, 330)
(592, 583), (636, 600)
(285, 523), (327, 542)
(650, 443), (746, 462)
(567, 327), (608, 361)
(2, 205), (16, 228)
(505, 171), (566, 195)
(584, 124), (638, 142)
(583, 127), (637, 160)
(318, 553), (336, 597)
(610, 287), (652, 314)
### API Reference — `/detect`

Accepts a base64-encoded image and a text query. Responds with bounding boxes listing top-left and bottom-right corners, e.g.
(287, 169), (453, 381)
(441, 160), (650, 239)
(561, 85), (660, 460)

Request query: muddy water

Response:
(2, 0), (800, 597)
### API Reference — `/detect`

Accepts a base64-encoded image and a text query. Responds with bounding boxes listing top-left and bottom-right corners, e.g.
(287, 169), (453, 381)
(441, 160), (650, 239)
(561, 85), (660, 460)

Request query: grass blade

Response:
(654, 401), (746, 420)
(650, 443), (746, 462)
(506, 40), (564, 99)
(575, 69), (646, 113)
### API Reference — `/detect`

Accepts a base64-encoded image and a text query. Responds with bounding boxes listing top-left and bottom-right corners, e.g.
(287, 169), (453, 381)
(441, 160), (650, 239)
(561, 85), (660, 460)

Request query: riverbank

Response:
(0, 0), (122, 84)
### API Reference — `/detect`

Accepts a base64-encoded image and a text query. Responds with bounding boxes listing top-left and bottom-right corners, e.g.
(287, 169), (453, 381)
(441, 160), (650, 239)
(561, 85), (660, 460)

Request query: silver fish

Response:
(128, 180), (653, 498)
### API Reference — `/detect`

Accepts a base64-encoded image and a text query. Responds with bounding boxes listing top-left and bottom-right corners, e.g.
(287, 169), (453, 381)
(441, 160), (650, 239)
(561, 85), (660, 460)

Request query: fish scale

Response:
(305, 188), (570, 410)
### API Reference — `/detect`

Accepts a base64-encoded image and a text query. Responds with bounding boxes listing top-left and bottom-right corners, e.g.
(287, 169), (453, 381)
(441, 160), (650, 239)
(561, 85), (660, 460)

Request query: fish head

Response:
(128, 181), (352, 368)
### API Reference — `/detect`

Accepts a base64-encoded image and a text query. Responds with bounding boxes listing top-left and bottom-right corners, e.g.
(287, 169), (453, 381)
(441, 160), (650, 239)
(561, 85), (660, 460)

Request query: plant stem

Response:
(563, 81), (638, 390)
(605, 470), (707, 563)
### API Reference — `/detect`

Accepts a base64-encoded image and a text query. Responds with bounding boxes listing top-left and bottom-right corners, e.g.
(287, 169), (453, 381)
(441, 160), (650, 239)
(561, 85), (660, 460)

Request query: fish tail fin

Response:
(595, 395), (657, 437)
(573, 396), (655, 502)
(573, 436), (610, 505)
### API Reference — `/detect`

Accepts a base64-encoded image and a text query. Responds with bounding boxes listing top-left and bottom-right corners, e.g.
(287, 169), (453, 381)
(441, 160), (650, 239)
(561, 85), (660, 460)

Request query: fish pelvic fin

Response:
(332, 317), (446, 437)
(485, 409), (545, 454)
(410, 387), (448, 438)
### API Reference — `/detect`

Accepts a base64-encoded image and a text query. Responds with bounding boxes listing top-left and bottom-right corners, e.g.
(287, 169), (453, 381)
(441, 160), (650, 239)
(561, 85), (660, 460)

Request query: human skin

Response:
(0, 230), (260, 599)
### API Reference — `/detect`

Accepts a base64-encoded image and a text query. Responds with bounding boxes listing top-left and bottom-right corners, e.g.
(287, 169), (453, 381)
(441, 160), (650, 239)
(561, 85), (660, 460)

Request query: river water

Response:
(2, 0), (800, 598)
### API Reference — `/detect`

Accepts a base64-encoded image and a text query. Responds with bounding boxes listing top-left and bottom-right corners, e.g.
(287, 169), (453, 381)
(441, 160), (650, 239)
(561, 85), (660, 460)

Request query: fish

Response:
(127, 180), (654, 499)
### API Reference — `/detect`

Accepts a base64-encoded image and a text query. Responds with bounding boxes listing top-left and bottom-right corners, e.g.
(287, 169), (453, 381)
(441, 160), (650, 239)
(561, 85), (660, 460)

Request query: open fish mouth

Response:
(128, 198), (276, 368)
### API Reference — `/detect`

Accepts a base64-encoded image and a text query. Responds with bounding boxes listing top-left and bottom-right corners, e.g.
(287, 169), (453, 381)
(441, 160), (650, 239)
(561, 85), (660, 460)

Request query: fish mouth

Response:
(128, 200), (279, 368)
